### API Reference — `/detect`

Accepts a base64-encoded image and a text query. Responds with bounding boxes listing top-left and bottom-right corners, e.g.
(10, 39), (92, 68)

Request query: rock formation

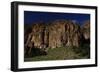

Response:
(81, 20), (90, 40)
(81, 20), (90, 44)
(24, 19), (90, 57)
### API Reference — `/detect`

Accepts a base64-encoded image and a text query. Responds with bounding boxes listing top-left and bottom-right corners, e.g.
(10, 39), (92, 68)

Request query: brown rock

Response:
(24, 19), (89, 57)
(82, 20), (90, 40)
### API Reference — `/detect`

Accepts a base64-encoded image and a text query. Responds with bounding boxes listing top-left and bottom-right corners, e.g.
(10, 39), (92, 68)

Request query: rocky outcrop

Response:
(24, 19), (90, 56)
(81, 20), (90, 40)
(48, 20), (81, 48)
(81, 20), (90, 45)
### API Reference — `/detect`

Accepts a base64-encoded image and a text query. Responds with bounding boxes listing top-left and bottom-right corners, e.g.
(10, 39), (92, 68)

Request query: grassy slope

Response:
(24, 44), (90, 62)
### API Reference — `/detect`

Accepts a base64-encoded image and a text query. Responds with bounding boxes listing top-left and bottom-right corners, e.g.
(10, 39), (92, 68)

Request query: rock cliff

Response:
(24, 20), (90, 56)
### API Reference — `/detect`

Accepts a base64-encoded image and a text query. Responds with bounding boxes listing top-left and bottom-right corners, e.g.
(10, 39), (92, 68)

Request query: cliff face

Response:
(48, 20), (81, 48)
(24, 20), (90, 56)
(81, 20), (90, 40)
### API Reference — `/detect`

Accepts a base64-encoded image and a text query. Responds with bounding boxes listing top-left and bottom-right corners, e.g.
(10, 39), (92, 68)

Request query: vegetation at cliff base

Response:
(24, 44), (90, 62)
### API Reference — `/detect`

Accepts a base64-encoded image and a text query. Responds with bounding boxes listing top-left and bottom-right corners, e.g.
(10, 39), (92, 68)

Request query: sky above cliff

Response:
(24, 11), (90, 25)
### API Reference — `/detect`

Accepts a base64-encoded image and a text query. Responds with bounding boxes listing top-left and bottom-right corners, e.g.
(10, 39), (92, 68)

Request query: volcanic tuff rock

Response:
(24, 19), (90, 56)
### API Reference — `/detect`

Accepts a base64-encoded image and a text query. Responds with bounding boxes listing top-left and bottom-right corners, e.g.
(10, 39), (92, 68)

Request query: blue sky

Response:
(24, 11), (90, 25)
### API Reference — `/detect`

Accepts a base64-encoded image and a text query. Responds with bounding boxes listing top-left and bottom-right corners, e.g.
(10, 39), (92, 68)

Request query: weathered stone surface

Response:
(24, 19), (90, 56)
(82, 20), (90, 40)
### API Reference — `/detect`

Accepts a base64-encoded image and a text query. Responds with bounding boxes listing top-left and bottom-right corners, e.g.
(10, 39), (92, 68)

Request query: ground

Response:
(24, 44), (90, 62)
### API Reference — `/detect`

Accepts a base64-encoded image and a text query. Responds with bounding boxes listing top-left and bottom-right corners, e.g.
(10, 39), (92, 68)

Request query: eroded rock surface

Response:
(24, 20), (90, 57)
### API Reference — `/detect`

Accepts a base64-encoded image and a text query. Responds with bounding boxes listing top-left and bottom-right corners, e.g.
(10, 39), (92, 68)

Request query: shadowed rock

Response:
(81, 20), (90, 44)
(82, 20), (90, 40)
